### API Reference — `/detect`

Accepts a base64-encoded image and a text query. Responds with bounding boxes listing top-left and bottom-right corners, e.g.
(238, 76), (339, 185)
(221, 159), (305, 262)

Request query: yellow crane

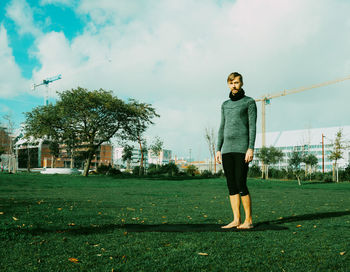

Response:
(255, 74), (350, 147)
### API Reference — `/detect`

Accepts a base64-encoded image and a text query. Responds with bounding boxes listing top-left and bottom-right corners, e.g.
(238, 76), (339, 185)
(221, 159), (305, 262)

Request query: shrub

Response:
(248, 164), (261, 178)
(186, 165), (199, 176)
(338, 166), (350, 182)
(322, 173), (333, 182)
(146, 167), (161, 176)
(146, 163), (180, 176)
(201, 170), (213, 178)
(106, 168), (122, 176)
(133, 166), (145, 176)
(214, 169), (224, 178)
(178, 171), (188, 176)
(344, 164), (350, 181)
(96, 164), (111, 175)
(160, 162), (180, 177)
(269, 168), (285, 179)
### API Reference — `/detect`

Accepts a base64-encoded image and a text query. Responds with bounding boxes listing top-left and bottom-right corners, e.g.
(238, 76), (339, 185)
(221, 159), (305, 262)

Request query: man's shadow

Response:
(256, 210), (350, 226)
(14, 210), (350, 235)
(123, 210), (350, 232)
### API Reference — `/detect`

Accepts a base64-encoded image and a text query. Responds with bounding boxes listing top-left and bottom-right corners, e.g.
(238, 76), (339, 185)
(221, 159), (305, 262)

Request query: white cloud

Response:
(5, 0), (42, 37)
(0, 24), (30, 98)
(4, 0), (350, 159)
(39, 0), (74, 6)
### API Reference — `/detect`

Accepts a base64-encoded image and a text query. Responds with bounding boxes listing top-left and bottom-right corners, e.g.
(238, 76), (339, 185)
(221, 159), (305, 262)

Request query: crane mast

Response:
(255, 74), (350, 179)
(256, 74), (350, 147)
(32, 74), (62, 105)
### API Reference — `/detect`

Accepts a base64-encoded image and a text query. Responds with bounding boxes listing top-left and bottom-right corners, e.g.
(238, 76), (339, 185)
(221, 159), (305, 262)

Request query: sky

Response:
(1, 0), (350, 161)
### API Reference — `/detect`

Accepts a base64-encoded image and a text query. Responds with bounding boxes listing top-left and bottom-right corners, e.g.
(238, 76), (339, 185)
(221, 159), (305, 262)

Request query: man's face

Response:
(227, 76), (243, 93)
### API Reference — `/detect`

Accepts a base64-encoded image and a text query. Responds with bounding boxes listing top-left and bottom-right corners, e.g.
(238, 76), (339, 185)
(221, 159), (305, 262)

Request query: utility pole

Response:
(256, 75), (350, 148)
(322, 133), (325, 173)
(256, 75), (350, 179)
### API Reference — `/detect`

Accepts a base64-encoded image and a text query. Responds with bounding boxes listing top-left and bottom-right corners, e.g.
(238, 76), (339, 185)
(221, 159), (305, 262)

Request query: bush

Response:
(338, 166), (350, 182)
(186, 165), (199, 176)
(214, 169), (224, 178)
(248, 164), (261, 178)
(178, 171), (188, 176)
(106, 168), (122, 176)
(96, 164), (111, 175)
(322, 173), (333, 182)
(344, 164), (350, 181)
(146, 164), (162, 176)
(146, 168), (161, 176)
(146, 163), (180, 177)
(200, 170), (213, 178)
(133, 166), (145, 176)
(160, 162), (180, 177)
(97, 164), (123, 176)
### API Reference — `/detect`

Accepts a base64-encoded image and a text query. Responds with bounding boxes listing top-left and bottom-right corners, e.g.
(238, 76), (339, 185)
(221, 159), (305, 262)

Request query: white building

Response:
(148, 149), (172, 165)
(252, 125), (350, 172)
(113, 146), (172, 168)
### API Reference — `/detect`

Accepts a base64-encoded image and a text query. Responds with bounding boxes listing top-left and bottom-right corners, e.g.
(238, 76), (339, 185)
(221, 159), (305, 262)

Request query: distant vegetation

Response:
(93, 162), (350, 182)
(93, 162), (224, 179)
(247, 163), (350, 183)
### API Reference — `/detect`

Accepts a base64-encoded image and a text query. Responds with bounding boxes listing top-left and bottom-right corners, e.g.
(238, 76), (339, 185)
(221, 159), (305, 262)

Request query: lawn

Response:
(0, 173), (349, 271)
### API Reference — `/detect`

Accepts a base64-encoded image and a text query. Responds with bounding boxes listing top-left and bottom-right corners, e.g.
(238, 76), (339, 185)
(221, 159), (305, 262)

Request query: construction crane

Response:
(255, 74), (350, 147)
(32, 74), (62, 106)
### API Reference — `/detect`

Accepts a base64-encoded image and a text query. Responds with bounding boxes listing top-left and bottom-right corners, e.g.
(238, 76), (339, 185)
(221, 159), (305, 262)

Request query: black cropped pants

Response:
(222, 152), (249, 196)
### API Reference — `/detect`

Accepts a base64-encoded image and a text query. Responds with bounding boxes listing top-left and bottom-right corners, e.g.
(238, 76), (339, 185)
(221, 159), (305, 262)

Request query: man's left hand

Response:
(245, 148), (254, 163)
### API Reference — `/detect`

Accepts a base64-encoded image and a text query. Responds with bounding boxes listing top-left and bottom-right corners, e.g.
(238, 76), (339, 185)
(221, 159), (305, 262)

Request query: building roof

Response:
(255, 125), (350, 148)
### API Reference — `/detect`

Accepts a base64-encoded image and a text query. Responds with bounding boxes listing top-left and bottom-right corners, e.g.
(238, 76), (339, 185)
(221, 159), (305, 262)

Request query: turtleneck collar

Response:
(229, 88), (245, 101)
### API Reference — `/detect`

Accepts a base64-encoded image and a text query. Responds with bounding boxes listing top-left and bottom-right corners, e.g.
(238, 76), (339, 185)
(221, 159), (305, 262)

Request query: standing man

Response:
(216, 72), (257, 229)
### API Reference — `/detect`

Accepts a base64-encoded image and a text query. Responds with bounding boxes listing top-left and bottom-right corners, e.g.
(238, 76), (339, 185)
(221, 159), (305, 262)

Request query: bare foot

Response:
(221, 221), (241, 229)
(236, 221), (254, 229)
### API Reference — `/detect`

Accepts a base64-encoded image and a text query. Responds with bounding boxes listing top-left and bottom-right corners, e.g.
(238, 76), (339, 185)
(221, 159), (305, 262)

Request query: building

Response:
(15, 137), (113, 169)
(252, 125), (350, 172)
(113, 146), (149, 169)
(0, 126), (14, 170)
(113, 146), (172, 169)
(148, 149), (172, 165)
(0, 126), (11, 154)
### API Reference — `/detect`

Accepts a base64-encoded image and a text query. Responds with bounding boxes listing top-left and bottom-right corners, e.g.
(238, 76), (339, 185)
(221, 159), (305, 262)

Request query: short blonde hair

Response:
(227, 72), (243, 84)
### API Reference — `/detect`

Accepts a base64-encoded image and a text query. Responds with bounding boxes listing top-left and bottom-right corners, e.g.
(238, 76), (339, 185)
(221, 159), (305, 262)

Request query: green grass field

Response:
(0, 173), (349, 271)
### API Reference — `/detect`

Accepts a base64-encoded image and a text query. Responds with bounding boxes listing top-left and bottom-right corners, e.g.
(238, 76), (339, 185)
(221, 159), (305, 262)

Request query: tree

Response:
(256, 146), (284, 179)
(25, 87), (143, 176)
(288, 150), (303, 185)
(204, 126), (216, 173)
(150, 136), (164, 167)
(48, 140), (60, 168)
(121, 144), (133, 171)
(3, 114), (15, 156)
(140, 139), (148, 174)
(121, 99), (160, 175)
(3, 114), (16, 173)
(0, 145), (5, 170)
(302, 153), (318, 180)
(328, 129), (346, 183)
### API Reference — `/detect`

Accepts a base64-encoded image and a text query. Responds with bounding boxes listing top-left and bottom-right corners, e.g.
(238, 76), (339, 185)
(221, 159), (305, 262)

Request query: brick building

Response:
(15, 138), (113, 169)
(0, 126), (11, 154)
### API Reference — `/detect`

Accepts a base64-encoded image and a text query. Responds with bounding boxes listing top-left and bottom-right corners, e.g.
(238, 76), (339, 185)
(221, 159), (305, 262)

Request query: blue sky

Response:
(0, 0), (84, 78)
(1, 0), (350, 161)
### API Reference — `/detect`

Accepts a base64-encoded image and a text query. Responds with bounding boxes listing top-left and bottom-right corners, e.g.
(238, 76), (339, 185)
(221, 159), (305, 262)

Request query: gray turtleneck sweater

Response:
(216, 95), (257, 154)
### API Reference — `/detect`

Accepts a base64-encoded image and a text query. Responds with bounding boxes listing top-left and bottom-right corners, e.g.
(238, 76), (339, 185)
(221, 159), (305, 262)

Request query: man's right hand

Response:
(216, 151), (222, 164)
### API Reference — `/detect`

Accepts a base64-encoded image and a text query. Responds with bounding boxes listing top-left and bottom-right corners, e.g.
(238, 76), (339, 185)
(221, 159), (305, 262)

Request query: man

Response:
(216, 72), (257, 229)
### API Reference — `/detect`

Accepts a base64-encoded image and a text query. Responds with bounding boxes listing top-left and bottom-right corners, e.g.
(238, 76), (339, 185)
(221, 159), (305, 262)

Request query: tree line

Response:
(204, 125), (349, 183)
(255, 128), (349, 183)
(24, 87), (162, 176)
